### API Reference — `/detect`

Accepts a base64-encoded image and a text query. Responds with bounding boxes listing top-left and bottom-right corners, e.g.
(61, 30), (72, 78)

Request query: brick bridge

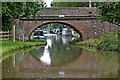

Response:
(15, 7), (119, 41)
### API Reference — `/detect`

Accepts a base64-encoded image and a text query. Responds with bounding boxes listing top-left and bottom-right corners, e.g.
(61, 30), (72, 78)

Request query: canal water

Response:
(2, 35), (118, 78)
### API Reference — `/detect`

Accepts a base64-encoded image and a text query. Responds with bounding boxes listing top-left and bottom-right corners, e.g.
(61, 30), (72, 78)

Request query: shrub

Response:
(96, 31), (118, 51)
(76, 38), (96, 47)
(69, 37), (82, 45)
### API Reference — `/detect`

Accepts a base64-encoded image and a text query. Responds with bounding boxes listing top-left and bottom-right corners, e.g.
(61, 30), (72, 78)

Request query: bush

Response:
(96, 31), (118, 51)
(69, 37), (82, 45)
(74, 31), (119, 51)
(76, 38), (96, 47)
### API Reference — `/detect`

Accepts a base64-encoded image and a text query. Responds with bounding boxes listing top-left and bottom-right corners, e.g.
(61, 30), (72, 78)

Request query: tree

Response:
(51, 2), (100, 7)
(51, 2), (89, 7)
(97, 2), (120, 51)
(97, 2), (120, 25)
(2, 2), (44, 31)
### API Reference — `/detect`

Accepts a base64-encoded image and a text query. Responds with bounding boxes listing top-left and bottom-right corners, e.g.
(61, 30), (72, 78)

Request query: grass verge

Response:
(0, 40), (46, 55)
(30, 39), (46, 42)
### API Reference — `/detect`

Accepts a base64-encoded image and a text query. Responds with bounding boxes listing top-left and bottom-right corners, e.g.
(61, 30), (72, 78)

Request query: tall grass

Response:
(96, 31), (118, 51)
(76, 30), (119, 51)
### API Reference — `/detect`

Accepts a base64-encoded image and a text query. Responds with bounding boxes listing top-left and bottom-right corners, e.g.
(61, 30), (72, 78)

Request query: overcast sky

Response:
(44, 0), (53, 7)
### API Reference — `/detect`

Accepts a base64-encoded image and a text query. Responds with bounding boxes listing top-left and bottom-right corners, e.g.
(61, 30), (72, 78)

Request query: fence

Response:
(0, 31), (12, 40)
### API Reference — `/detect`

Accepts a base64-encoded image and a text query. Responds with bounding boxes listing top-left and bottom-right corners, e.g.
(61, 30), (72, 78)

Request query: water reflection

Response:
(40, 39), (52, 65)
(59, 71), (65, 77)
(2, 35), (118, 78)
(31, 35), (81, 66)
(12, 55), (15, 66)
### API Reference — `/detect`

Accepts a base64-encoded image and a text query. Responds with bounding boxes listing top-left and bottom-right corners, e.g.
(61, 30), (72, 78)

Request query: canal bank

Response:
(2, 35), (118, 78)
(69, 31), (119, 52)
(1, 40), (47, 55)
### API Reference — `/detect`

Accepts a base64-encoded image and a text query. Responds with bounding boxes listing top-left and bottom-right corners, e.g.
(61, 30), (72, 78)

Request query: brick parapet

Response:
(37, 7), (98, 16)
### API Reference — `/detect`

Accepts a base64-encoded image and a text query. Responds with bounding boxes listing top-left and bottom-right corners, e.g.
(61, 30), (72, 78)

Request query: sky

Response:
(44, 0), (53, 7)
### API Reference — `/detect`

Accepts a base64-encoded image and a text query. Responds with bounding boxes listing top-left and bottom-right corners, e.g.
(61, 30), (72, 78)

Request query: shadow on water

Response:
(2, 35), (118, 78)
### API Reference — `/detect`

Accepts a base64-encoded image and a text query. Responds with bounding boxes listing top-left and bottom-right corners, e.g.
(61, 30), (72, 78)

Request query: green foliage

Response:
(2, 2), (24, 31)
(118, 31), (120, 51)
(97, 2), (120, 25)
(52, 2), (89, 7)
(76, 31), (119, 51)
(52, 2), (100, 7)
(69, 37), (82, 45)
(30, 39), (46, 42)
(30, 32), (34, 39)
(24, 2), (44, 19)
(96, 2), (120, 51)
(96, 31), (118, 51)
(76, 38), (96, 47)
(2, 2), (44, 31)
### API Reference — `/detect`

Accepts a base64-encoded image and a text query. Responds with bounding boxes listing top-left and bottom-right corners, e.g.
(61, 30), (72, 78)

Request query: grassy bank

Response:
(76, 38), (96, 47)
(1, 40), (46, 55)
(74, 31), (119, 52)
(30, 39), (45, 42)
(0, 46), (40, 62)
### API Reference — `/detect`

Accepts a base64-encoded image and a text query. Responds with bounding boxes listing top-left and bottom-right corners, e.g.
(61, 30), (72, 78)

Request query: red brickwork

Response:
(15, 20), (119, 41)
(37, 7), (97, 16)
(15, 7), (119, 41)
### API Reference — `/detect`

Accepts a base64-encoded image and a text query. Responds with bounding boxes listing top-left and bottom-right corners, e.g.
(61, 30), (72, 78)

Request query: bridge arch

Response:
(29, 21), (83, 40)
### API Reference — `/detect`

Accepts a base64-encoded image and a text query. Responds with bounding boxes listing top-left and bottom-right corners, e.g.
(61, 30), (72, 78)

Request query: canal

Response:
(2, 35), (118, 78)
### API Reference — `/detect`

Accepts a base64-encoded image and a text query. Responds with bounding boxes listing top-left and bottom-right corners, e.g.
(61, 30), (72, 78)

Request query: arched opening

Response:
(29, 22), (83, 41)
(27, 22), (84, 66)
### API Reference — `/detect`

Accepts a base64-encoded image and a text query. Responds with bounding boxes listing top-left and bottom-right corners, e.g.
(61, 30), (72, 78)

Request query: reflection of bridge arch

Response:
(29, 21), (83, 40)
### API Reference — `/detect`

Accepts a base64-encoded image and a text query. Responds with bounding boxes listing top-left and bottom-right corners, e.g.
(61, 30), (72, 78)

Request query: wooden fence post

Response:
(12, 25), (15, 42)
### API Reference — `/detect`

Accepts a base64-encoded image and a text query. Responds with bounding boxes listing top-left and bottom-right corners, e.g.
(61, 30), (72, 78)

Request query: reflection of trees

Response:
(96, 50), (118, 69)
(51, 46), (82, 65)
(48, 36), (82, 65)
(30, 47), (44, 59)
(30, 36), (82, 66)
